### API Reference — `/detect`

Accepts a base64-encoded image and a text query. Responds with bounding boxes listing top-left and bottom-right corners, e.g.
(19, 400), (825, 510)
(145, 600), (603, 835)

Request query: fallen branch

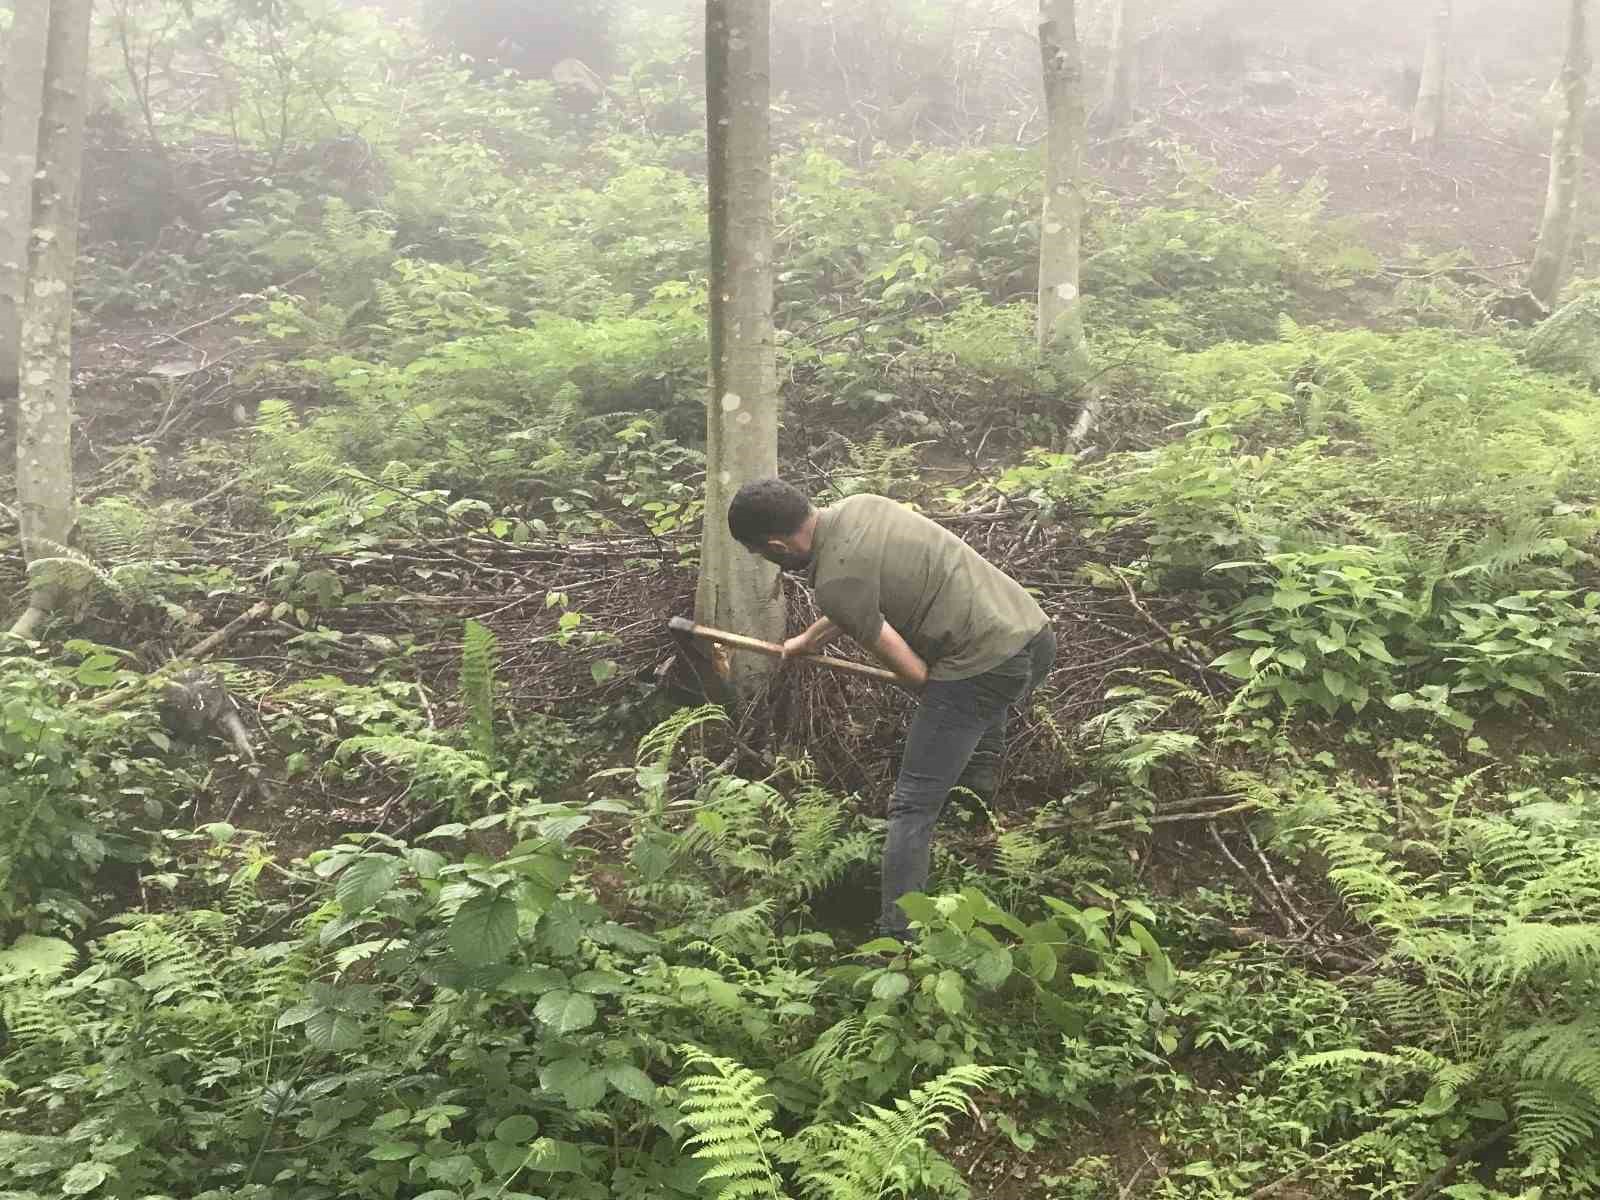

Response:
(1210, 823), (1300, 938)
(147, 269), (316, 350)
(1039, 799), (1259, 834)
(82, 601), (271, 711)
(1117, 571), (1231, 683)
(185, 600), (271, 661)
(1244, 820), (1314, 937)
(1409, 1121), (1514, 1200)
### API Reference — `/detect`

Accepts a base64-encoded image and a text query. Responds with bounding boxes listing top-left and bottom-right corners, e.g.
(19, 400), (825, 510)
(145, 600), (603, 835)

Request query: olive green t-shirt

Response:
(808, 494), (1048, 681)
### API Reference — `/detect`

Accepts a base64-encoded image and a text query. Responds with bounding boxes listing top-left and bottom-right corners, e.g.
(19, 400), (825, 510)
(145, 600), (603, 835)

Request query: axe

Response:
(666, 617), (899, 700)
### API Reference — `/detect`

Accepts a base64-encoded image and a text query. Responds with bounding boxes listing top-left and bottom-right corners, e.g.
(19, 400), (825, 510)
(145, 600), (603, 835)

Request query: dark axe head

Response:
(664, 617), (736, 707)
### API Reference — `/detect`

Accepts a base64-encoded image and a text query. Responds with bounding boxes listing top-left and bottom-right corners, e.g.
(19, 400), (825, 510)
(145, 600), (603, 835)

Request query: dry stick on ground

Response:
(1409, 1121), (1514, 1200)
(1210, 822), (1301, 937)
(145, 268), (316, 351)
(82, 601), (270, 711)
(1116, 570), (1229, 686)
(1039, 798), (1259, 834)
(1246, 1140), (1358, 1200)
(1244, 820), (1315, 937)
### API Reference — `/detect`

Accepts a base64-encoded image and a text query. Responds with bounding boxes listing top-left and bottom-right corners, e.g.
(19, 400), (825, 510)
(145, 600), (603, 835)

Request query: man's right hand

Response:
(781, 634), (815, 661)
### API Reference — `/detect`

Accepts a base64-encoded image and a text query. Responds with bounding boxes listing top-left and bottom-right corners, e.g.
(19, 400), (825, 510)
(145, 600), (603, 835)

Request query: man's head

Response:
(727, 478), (816, 571)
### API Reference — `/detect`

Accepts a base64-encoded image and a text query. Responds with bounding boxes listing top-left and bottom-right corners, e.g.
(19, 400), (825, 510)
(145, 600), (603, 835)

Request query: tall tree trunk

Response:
(0, 0), (51, 404)
(1096, 0), (1138, 132)
(697, 0), (783, 697)
(13, 0), (93, 640)
(1410, 0), (1451, 147)
(1523, 1), (1587, 310)
(1038, 0), (1093, 441)
(1529, 0), (1592, 310)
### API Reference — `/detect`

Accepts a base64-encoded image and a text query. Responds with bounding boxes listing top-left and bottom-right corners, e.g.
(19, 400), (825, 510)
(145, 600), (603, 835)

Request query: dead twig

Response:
(1409, 1121), (1514, 1200)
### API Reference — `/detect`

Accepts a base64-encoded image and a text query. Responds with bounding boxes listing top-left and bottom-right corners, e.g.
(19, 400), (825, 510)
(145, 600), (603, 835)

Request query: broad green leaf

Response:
(527, 1138), (586, 1174)
(1356, 633), (1397, 663)
(606, 1064), (658, 1102)
(495, 1114), (541, 1144)
(304, 1009), (364, 1051)
(449, 894), (519, 967)
(872, 972), (911, 1001)
(973, 947), (1013, 988)
(337, 854), (404, 915)
(405, 847), (447, 879)
(1025, 942), (1057, 982)
(368, 1141), (418, 1161)
(934, 970), (965, 1015)
(503, 967), (567, 995)
(895, 892), (938, 923)
(1128, 921), (1176, 998)
(486, 1143), (530, 1175)
(535, 989), (597, 1034)
(571, 969), (628, 995)
(539, 1057), (606, 1109)
(426, 1154), (476, 1185)
(60, 1163), (111, 1195)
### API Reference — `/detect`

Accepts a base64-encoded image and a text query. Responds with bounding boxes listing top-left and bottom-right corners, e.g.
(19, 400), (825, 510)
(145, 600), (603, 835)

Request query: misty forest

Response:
(10, 1), (1600, 1197)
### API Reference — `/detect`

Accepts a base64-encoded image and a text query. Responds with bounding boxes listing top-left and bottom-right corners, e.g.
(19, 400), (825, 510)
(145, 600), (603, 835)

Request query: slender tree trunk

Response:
(0, 0), (51, 404)
(1038, 0), (1093, 440)
(697, 0), (783, 697)
(1529, 0), (1592, 309)
(1096, 0), (1138, 132)
(1410, 0), (1451, 147)
(13, 0), (93, 640)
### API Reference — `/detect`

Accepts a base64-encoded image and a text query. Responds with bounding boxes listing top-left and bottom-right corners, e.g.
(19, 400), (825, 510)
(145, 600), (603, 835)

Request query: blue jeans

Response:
(880, 627), (1057, 937)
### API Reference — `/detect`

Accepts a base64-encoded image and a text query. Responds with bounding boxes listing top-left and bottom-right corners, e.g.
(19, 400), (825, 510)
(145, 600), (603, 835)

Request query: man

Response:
(727, 479), (1056, 941)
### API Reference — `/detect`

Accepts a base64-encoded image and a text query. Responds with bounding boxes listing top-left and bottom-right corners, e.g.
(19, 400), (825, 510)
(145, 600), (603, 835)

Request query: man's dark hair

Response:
(727, 478), (813, 544)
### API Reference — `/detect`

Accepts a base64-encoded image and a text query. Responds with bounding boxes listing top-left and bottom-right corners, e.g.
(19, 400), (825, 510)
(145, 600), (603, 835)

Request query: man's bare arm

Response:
(783, 616), (843, 660)
(867, 621), (928, 690)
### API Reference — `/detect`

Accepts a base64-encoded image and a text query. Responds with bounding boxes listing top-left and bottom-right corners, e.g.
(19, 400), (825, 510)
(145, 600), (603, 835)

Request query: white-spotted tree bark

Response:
(1096, 0), (1138, 133)
(0, 0), (51, 404)
(1410, 0), (1452, 148)
(12, 0), (93, 639)
(696, 0), (784, 695)
(1529, 0), (1593, 309)
(1038, 0), (1093, 440)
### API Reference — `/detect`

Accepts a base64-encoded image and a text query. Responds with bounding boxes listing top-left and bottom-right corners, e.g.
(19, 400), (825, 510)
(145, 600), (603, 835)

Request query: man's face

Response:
(745, 539), (812, 572)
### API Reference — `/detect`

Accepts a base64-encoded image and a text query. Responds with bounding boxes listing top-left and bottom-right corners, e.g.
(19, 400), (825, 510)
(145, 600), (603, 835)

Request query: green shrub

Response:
(0, 647), (159, 931)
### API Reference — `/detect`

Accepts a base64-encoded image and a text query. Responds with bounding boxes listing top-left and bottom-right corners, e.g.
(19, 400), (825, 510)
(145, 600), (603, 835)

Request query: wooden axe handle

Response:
(668, 618), (901, 684)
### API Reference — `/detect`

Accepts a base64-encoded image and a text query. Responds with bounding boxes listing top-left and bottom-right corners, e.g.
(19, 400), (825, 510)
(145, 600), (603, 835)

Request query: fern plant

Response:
(460, 618), (498, 762)
(1290, 785), (1600, 1170)
(675, 1044), (999, 1200)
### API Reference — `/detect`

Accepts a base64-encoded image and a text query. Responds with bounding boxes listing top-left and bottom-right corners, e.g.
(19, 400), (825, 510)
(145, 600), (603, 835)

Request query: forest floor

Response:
(11, 51), (1600, 1200)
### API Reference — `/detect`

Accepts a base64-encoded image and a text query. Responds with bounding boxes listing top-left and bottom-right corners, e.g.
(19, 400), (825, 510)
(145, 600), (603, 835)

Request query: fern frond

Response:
(1448, 517), (1554, 586)
(1501, 1018), (1600, 1101)
(1482, 922), (1600, 985)
(676, 1045), (784, 1200)
(792, 1065), (1001, 1200)
(460, 618), (498, 762)
(1512, 1078), (1600, 1165)
(338, 733), (500, 798)
(640, 705), (728, 770)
